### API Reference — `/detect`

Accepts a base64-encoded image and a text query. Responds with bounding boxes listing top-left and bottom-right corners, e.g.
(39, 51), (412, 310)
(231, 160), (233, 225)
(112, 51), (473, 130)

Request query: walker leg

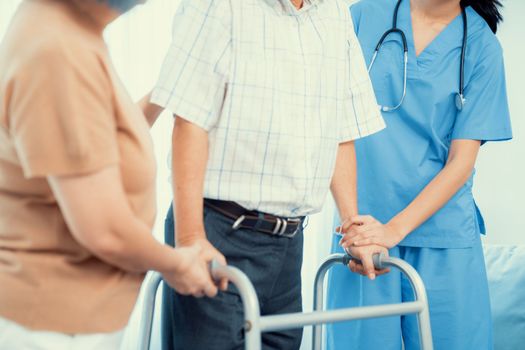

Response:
(382, 256), (433, 350)
(137, 272), (163, 350)
(137, 264), (262, 350)
(211, 262), (262, 350)
(312, 254), (349, 350)
(311, 253), (434, 350)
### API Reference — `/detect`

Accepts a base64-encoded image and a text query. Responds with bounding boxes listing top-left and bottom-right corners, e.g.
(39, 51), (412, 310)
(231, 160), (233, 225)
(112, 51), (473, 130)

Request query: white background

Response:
(0, 0), (524, 348)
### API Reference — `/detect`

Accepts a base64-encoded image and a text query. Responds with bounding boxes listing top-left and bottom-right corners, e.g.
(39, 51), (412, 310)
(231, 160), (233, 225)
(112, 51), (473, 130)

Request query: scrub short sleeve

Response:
(340, 23), (386, 143)
(8, 43), (118, 179)
(151, 0), (232, 131)
(451, 43), (512, 143)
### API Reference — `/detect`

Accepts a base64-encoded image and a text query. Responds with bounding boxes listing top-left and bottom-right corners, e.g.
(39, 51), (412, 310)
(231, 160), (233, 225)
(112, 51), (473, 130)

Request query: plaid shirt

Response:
(152, 0), (385, 217)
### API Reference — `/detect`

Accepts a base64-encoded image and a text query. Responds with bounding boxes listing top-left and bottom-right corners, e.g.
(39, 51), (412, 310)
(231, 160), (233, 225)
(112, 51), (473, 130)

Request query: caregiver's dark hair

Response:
(460, 0), (504, 33)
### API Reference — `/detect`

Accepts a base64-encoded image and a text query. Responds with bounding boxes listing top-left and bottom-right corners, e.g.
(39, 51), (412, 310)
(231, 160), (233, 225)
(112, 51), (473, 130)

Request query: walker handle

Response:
(345, 252), (386, 270)
(210, 259), (226, 283)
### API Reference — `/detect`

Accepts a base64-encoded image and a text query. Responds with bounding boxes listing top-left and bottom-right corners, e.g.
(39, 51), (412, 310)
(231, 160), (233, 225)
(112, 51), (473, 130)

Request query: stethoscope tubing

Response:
(367, 0), (467, 112)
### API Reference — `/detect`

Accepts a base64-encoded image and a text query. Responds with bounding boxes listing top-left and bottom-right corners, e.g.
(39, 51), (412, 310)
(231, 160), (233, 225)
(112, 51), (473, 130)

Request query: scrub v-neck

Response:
(402, 0), (464, 67)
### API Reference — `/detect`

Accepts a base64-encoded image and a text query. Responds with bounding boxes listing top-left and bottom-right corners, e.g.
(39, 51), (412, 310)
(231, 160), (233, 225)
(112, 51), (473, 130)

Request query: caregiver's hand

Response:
(346, 245), (390, 280)
(339, 215), (405, 249)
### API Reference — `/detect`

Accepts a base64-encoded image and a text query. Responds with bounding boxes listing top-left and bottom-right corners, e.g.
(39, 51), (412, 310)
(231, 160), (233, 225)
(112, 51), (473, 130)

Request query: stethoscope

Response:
(368, 0), (468, 112)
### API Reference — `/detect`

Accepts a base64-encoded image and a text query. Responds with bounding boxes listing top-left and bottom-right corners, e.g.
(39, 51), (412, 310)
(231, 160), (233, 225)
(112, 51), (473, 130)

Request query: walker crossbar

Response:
(312, 253), (433, 350)
(259, 301), (423, 331)
(137, 254), (433, 350)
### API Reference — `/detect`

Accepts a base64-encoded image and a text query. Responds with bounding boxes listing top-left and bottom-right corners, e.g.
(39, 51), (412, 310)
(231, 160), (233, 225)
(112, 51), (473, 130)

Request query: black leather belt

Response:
(204, 199), (304, 238)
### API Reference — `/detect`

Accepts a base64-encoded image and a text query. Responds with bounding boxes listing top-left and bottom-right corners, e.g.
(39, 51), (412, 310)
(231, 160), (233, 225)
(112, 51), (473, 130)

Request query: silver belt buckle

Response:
(232, 215), (246, 230)
(280, 218), (302, 238)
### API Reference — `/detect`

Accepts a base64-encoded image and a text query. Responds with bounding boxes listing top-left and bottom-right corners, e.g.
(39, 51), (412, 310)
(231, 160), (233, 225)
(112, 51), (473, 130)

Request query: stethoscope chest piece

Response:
(455, 93), (466, 111)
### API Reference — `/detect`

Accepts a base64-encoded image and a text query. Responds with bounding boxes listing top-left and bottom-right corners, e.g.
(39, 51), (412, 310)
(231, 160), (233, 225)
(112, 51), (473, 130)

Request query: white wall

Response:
(475, 0), (525, 245)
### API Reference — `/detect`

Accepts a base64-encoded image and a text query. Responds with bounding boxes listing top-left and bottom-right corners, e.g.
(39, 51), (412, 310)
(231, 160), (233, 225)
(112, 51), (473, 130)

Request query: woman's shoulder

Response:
(7, 38), (109, 99)
(466, 7), (502, 53)
(6, 1), (107, 75)
(465, 7), (503, 66)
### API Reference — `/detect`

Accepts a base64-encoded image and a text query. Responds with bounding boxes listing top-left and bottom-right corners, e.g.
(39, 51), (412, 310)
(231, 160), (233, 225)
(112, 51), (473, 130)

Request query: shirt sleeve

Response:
(339, 21), (386, 143)
(151, 0), (232, 131)
(451, 42), (513, 143)
(8, 42), (119, 178)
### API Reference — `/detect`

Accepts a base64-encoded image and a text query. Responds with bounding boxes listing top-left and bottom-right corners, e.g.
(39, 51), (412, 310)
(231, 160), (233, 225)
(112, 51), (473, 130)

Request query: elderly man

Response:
(146, 0), (387, 348)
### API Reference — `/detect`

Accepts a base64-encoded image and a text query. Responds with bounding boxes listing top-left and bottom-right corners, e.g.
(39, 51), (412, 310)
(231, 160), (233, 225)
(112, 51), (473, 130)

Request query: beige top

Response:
(0, 0), (157, 333)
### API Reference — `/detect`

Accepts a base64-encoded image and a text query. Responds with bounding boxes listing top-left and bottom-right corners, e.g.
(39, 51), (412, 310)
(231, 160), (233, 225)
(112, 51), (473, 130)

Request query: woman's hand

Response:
(345, 244), (390, 280)
(177, 237), (228, 292)
(161, 241), (227, 298)
(338, 215), (405, 250)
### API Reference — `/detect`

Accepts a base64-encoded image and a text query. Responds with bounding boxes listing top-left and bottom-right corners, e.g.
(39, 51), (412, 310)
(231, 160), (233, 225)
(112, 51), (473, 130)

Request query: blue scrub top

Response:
(351, 0), (513, 248)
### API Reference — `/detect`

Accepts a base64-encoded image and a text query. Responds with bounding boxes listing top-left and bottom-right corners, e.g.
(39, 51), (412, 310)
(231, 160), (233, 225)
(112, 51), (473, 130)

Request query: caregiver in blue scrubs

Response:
(327, 0), (512, 349)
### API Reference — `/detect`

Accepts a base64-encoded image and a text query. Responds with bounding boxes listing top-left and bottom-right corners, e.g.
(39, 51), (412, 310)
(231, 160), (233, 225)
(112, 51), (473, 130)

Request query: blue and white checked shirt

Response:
(152, 0), (385, 217)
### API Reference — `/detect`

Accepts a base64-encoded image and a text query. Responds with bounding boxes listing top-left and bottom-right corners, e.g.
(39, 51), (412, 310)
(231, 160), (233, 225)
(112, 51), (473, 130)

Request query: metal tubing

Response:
(312, 254), (348, 350)
(261, 301), (424, 332)
(137, 272), (163, 350)
(138, 255), (432, 350)
(380, 255), (433, 350)
(311, 253), (433, 350)
(211, 262), (262, 350)
(137, 264), (262, 350)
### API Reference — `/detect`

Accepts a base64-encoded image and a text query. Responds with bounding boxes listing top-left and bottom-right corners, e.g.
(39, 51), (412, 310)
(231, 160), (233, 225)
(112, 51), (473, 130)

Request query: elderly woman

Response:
(0, 0), (222, 349)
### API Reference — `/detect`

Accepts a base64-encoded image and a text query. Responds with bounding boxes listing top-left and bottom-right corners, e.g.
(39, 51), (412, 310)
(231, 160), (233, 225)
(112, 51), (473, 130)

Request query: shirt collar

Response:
(264, 0), (320, 15)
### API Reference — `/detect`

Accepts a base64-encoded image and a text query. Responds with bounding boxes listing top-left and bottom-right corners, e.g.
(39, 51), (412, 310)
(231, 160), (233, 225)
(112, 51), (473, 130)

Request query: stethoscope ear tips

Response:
(455, 93), (466, 111)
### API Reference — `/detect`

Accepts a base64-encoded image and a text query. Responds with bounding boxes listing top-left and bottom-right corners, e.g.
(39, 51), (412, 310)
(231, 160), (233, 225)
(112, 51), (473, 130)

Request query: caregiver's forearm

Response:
(389, 139), (481, 237)
(172, 116), (209, 245)
(330, 141), (358, 220)
(138, 92), (164, 127)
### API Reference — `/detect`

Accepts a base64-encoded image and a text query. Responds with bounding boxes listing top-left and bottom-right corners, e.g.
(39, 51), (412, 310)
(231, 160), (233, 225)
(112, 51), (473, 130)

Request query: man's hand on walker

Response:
(345, 245), (390, 280)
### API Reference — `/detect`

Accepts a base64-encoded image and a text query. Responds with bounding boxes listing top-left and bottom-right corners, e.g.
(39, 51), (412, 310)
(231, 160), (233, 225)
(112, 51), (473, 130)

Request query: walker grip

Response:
(345, 252), (386, 270)
(210, 259), (225, 284)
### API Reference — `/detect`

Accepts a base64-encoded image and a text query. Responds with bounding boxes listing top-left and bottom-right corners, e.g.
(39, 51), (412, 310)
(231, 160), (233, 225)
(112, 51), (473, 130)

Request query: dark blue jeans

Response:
(162, 204), (304, 350)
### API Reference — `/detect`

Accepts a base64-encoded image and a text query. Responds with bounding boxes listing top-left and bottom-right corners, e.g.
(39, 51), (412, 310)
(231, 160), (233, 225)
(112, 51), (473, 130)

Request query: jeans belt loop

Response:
(253, 212), (265, 232)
